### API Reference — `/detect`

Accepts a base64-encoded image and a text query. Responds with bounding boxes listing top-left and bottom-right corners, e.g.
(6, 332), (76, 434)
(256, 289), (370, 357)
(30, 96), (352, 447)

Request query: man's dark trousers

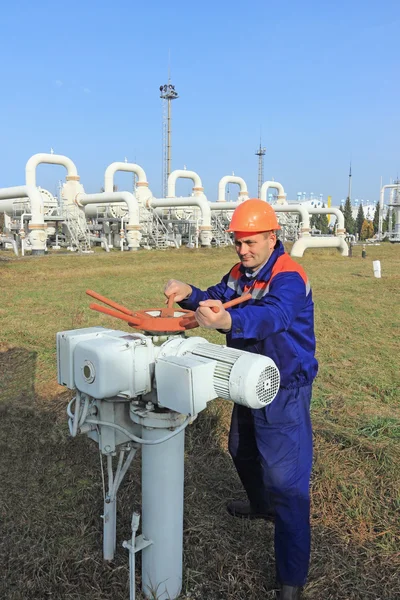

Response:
(228, 385), (313, 586)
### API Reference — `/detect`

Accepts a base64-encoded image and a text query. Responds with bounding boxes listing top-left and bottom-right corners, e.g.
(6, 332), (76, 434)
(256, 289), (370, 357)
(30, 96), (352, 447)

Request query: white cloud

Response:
(55, 80), (63, 88)
(83, 87), (91, 94)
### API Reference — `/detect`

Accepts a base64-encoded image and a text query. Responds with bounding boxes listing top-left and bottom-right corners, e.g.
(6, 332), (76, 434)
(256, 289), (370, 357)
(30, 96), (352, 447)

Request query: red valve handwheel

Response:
(86, 289), (252, 333)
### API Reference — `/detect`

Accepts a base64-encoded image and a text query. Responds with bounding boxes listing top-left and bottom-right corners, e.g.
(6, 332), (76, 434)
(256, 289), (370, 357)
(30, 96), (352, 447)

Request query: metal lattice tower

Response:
(255, 142), (266, 198)
(160, 82), (179, 197)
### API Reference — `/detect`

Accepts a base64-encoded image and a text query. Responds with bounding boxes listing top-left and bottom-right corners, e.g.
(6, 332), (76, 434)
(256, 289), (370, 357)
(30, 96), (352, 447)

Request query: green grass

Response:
(0, 242), (399, 599)
(358, 416), (400, 440)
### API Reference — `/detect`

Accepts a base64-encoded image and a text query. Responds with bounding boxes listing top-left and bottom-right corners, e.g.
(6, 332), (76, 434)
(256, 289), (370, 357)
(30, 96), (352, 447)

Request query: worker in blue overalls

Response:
(164, 199), (318, 600)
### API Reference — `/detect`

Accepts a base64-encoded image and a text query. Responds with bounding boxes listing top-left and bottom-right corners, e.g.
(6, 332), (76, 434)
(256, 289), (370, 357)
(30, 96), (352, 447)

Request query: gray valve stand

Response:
(129, 406), (186, 599)
(57, 326), (280, 600)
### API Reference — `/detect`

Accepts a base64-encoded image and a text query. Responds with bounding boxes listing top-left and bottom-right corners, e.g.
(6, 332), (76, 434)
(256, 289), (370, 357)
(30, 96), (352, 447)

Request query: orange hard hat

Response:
(227, 198), (281, 233)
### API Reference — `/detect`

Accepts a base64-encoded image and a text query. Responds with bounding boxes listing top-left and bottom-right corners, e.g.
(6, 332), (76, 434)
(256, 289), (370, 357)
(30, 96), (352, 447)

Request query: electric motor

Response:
(57, 328), (280, 417)
(157, 336), (280, 411)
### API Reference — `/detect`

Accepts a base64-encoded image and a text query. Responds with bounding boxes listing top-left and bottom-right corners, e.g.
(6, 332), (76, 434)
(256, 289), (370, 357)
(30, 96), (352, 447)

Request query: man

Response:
(164, 199), (318, 600)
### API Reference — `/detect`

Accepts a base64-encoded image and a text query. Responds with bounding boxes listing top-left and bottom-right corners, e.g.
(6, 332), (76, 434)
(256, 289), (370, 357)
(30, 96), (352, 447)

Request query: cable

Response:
(79, 394), (90, 426)
(84, 417), (190, 446)
(67, 394), (95, 437)
(99, 443), (106, 504)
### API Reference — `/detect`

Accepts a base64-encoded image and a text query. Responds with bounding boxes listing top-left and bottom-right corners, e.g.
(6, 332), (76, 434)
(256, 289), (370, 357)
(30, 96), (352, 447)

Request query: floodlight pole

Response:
(160, 83), (179, 197)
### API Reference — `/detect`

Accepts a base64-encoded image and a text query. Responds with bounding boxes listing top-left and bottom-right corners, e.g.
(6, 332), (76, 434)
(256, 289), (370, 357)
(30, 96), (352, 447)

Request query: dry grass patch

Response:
(0, 243), (399, 599)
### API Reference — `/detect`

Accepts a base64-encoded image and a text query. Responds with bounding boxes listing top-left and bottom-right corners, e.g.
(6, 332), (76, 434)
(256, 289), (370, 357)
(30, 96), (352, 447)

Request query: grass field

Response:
(0, 243), (399, 600)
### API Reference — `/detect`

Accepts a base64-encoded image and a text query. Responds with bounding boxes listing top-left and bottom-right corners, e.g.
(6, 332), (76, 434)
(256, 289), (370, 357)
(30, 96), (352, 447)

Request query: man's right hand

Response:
(164, 279), (193, 303)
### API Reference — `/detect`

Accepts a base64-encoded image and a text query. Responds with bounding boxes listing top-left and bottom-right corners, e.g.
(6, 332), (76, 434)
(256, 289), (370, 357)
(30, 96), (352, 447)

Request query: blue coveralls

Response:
(179, 241), (318, 586)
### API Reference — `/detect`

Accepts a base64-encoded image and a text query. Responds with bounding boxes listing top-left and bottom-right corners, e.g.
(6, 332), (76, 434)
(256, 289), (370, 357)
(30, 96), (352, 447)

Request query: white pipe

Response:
(89, 234), (110, 252)
(0, 198), (20, 213)
(260, 181), (286, 203)
(210, 202), (238, 210)
(211, 201), (311, 234)
(104, 162), (148, 193)
(83, 204), (106, 219)
(379, 184), (399, 240)
(0, 186), (46, 254)
(167, 170), (203, 198)
(217, 176), (249, 202)
(150, 197), (211, 223)
(291, 235), (349, 258)
(274, 204), (311, 234)
(25, 153), (79, 187)
(149, 196), (212, 246)
(307, 207), (345, 234)
(0, 234), (18, 256)
(78, 192), (141, 250)
(120, 216), (125, 252)
(20, 212), (31, 256)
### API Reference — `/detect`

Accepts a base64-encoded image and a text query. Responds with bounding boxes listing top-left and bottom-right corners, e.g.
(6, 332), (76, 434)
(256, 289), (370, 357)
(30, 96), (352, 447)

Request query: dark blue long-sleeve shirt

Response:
(179, 241), (318, 389)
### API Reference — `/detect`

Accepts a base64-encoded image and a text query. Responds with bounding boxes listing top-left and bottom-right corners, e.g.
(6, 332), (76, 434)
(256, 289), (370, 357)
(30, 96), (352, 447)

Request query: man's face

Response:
(234, 231), (276, 271)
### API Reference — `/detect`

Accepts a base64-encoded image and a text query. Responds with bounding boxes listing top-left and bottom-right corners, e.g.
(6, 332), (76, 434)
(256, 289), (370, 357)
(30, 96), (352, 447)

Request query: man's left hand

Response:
(195, 300), (232, 331)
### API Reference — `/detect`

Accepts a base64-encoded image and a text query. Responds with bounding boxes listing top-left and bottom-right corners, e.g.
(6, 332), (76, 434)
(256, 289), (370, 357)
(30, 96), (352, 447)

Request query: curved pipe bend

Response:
(78, 192), (141, 249)
(260, 181), (286, 203)
(78, 192), (139, 224)
(104, 162), (148, 193)
(217, 176), (249, 202)
(26, 153), (79, 187)
(379, 184), (399, 240)
(307, 207), (345, 233)
(149, 195), (212, 246)
(150, 196), (211, 227)
(274, 204), (310, 233)
(167, 170), (203, 197)
(0, 235), (18, 256)
(291, 235), (349, 258)
(0, 185), (46, 253)
(209, 201), (311, 233)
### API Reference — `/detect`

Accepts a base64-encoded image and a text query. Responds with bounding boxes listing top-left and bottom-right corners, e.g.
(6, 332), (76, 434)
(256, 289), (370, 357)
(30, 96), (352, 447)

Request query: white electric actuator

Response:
(57, 327), (280, 415)
(57, 328), (154, 399)
(57, 325), (281, 600)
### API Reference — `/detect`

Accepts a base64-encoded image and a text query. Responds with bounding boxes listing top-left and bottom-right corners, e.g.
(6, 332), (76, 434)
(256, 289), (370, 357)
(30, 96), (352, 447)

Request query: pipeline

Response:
(0, 186), (46, 254)
(26, 153), (79, 187)
(78, 192), (141, 250)
(149, 196), (212, 247)
(104, 162), (148, 192)
(167, 170), (203, 198)
(217, 176), (249, 202)
(260, 181), (286, 204)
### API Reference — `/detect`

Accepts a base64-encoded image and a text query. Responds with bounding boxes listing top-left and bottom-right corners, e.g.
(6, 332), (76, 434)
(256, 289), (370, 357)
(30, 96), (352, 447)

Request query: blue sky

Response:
(0, 0), (399, 204)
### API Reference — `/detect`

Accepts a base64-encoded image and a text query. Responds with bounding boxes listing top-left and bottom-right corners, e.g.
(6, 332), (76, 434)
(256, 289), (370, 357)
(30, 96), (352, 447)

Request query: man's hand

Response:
(164, 279), (193, 303)
(195, 299), (232, 331)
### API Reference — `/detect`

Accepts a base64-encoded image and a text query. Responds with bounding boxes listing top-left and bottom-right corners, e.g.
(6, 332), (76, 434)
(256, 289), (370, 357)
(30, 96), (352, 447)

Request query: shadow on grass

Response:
(0, 351), (398, 600)
(0, 346), (132, 600)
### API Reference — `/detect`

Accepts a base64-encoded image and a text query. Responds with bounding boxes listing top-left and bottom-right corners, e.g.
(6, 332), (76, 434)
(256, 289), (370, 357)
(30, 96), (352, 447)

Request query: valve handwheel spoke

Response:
(86, 289), (252, 333)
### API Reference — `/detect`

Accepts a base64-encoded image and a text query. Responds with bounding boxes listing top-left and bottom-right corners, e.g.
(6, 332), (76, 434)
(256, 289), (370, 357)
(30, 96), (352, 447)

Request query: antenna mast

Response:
(160, 65), (179, 197)
(348, 161), (352, 202)
(255, 139), (266, 198)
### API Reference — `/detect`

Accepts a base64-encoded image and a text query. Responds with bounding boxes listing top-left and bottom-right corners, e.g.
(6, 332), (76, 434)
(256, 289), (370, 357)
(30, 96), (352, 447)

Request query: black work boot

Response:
(276, 584), (301, 599)
(226, 500), (275, 522)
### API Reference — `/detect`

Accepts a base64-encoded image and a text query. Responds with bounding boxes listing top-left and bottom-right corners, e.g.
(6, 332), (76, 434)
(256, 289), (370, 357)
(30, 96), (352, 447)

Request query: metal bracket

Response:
(123, 534), (153, 554)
